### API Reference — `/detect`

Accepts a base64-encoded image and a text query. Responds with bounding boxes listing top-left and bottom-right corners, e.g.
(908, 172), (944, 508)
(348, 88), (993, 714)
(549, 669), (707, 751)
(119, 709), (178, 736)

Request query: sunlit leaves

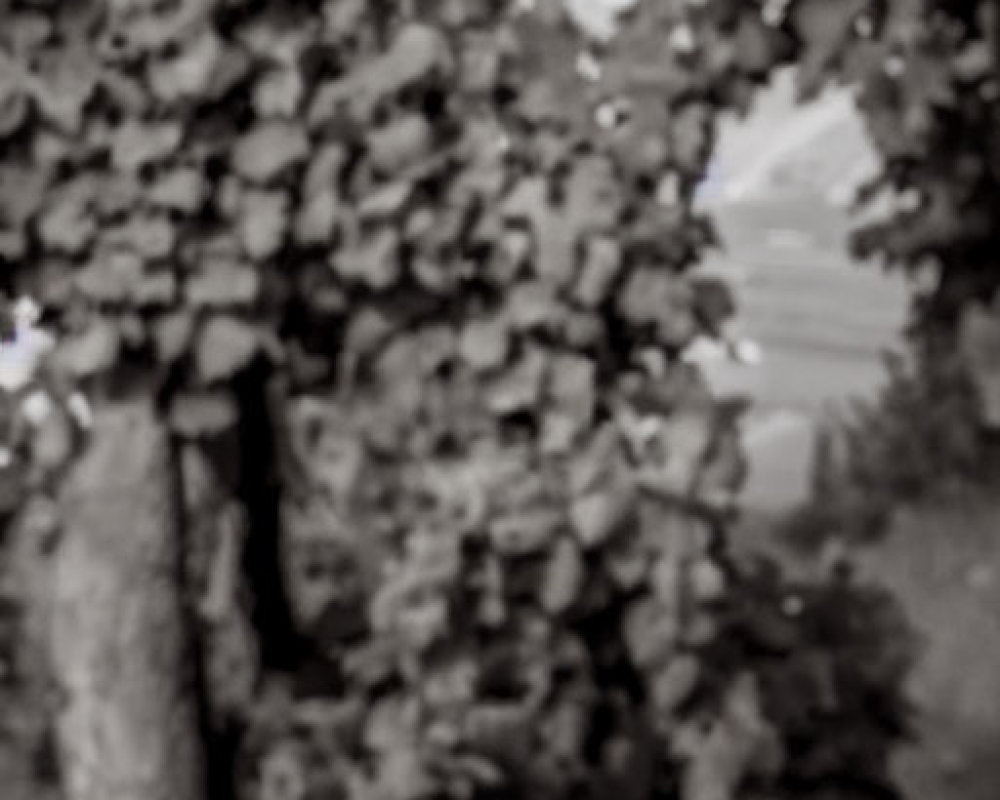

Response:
(231, 121), (310, 184)
(195, 316), (261, 384)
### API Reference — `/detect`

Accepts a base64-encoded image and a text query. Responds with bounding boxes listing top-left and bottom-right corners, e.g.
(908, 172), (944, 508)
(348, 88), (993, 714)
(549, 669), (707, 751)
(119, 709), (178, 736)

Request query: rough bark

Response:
(49, 398), (206, 800)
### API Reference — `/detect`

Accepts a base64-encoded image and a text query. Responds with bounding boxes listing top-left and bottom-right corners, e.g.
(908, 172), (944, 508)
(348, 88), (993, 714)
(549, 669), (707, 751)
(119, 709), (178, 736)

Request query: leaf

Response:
(682, 673), (783, 800)
(58, 319), (121, 378)
(458, 32), (504, 94)
(31, 406), (76, 474)
(732, 11), (784, 75)
(565, 154), (623, 234)
(502, 166), (608, 286)
(667, 102), (713, 176)
(253, 65), (305, 118)
(561, 309), (606, 350)
(75, 250), (144, 304)
(689, 558), (727, 604)
(169, 391), (239, 438)
(238, 189), (290, 260)
(617, 268), (697, 348)
(563, 0), (639, 43)
(459, 313), (510, 372)
(258, 744), (307, 800)
(540, 535), (585, 615)
(569, 424), (625, 496)
(332, 227), (401, 290)
(415, 325), (456, 376)
(502, 176), (547, 221)
(0, 164), (49, 229)
(195, 315), (260, 384)
(506, 280), (558, 331)
(486, 346), (548, 415)
(148, 167), (208, 213)
(303, 143), (348, 197)
(2, 10), (51, 54)
(573, 235), (622, 308)
(232, 120), (310, 183)
(548, 353), (596, 415)
(312, 22), (452, 126)
(366, 114), (435, 175)
(790, 0), (866, 100)
(690, 274), (737, 337)
(395, 593), (450, 651)
(0, 91), (28, 139)
(36, 178), (96, 255)
(111, 119), (183, 172)
(651, 654), (700, 714)
(132, 272), (178, 308)
(490, 505), (564, 555)
(153, 311), (195, 364)
(538, 408), (576, 454)
(25, 38), (98, 133)
(101, 0), (217, 55)
(186, 265), (260, 308)
(570, 481), (635, 549)
(372, 746), (438, 800)
(293, 189), (341, 246)
(375, 21), (453, 92)
(98, 219), (172, 267)
(0, 463), (26, 515)
(147, 27), (224, 101)
(339, 307), (395, 383)
(93, 172), (143, 220)
(635, 408), (715, 498)
(623, 597), (678, 670)
(358, 180), (413, 221)
(464, 702), (534, 764)
(542, 697), (590, 762)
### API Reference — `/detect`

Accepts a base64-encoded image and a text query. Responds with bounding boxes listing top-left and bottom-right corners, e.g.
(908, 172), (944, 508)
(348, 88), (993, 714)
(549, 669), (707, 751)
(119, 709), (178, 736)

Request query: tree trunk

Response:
(48, 398), (206, 800)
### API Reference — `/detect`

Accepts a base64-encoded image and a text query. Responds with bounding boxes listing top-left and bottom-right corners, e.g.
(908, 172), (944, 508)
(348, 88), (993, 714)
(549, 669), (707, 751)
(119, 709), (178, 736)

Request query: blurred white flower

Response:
(762, 0), (792, 27)
(595, 100), (619, 129)
(21, 390), (53, 427)
(668, 23), (697, 55)
(854, 14), (875, 38)
(13, 296), (40, 328)
(731, 338), (764, 365)
(0, 296), (55, 393)
(576, 49), (602, 82)
(68, 391), (94, 431)
(884, 55), (906, 78)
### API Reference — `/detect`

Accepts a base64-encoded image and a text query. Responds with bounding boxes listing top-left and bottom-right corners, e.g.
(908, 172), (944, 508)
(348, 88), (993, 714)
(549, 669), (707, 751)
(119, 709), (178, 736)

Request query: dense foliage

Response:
(0, 1), (932, 799)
